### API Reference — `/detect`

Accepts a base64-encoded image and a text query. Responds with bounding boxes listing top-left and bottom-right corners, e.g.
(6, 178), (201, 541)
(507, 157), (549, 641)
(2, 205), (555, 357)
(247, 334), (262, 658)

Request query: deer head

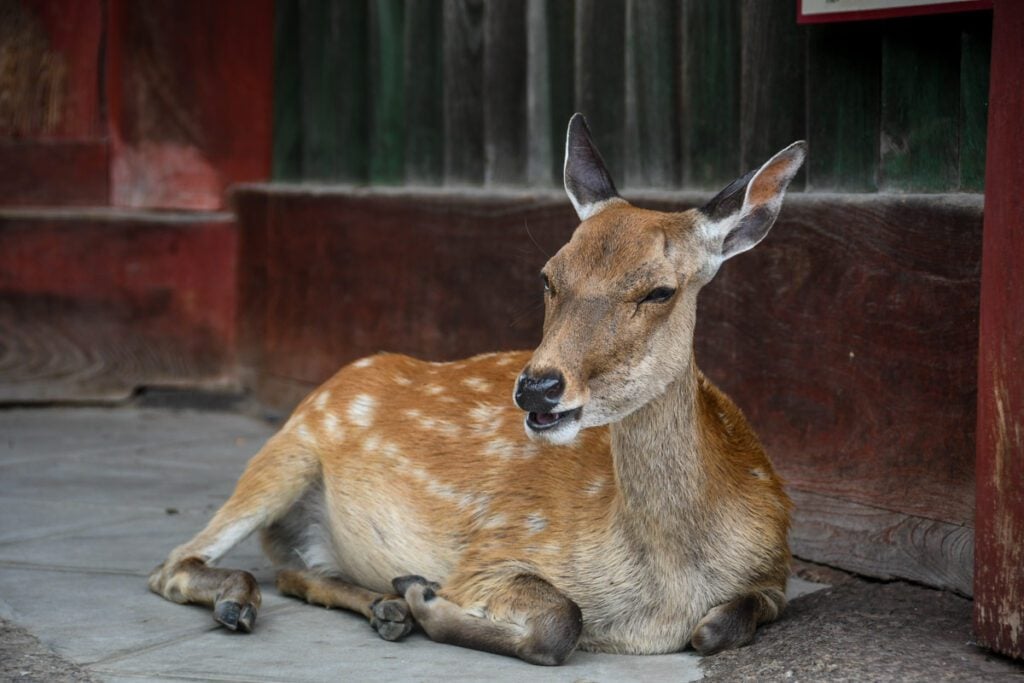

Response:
(514, 114), (805, 444)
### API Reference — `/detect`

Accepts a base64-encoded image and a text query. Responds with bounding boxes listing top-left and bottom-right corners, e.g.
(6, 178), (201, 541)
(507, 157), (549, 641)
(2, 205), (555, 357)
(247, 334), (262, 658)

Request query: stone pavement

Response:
(0, 406), (1019, 682)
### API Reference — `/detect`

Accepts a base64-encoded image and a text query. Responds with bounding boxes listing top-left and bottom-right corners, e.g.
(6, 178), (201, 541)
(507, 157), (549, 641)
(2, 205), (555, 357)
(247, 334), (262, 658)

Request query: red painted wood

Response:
(20, 0), (105, 138)
(0, 210), (238, 401)
(106, 0), (273, 210)
(0, 141), (108, 207)
(974, 0), (1024, 661)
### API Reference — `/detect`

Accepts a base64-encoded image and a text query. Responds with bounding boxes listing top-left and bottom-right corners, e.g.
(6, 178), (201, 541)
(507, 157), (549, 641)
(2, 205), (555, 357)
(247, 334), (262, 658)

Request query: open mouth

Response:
(526, 407), (583, 431)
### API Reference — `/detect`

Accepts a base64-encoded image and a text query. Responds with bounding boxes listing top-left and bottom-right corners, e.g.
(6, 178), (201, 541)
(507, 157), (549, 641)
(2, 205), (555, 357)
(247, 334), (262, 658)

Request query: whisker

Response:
(523, 219), (550, 259)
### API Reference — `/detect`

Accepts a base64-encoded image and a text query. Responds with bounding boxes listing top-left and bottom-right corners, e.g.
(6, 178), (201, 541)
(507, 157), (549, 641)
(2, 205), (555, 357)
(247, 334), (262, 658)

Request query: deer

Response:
(149, 113), (804, 666)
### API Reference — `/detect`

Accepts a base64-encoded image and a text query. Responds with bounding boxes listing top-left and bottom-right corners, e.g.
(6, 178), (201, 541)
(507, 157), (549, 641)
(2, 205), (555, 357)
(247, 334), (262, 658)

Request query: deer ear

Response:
(564, 113), (624, 221)
(701, 141), (806, 260)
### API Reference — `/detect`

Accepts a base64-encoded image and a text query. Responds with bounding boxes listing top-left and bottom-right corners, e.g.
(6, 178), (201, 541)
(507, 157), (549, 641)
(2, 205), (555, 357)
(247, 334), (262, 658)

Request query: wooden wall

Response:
(272, 0), (990, 193)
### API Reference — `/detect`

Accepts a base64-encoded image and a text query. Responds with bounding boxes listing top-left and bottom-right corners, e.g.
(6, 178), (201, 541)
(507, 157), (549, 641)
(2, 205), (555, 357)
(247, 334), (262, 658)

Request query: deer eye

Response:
(541, 273), (554, 295)
(640, 286), (676, 304)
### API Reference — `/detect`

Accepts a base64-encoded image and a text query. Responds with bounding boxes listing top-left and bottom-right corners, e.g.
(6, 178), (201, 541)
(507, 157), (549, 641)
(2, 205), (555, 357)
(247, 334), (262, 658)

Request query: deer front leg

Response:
(689, 587), (785, 655)
(148, 435), (319, 632)
(276, 569), (414, 641)
(392, 572), (583, 666)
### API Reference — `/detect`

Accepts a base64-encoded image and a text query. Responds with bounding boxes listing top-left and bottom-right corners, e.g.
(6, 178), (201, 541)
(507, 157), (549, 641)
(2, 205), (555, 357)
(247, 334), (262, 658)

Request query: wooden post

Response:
(974, 0), (1024, 661)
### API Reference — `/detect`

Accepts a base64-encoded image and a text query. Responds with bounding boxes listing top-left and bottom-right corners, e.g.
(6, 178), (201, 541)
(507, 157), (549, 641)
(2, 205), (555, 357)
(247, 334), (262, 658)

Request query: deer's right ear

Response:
(564, 113), (624, 221)
(700, 141), (806, 261)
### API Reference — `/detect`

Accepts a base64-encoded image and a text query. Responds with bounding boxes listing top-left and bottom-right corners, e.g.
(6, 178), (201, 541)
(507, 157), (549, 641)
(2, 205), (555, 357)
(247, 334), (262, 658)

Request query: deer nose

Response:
(514, 371), (565, 413)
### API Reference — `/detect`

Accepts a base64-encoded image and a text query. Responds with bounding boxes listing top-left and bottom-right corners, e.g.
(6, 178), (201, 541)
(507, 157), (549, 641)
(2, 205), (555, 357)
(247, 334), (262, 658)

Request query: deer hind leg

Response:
(276, 569), (413, 641)
(148, 436), (319, 632)
(393, 571), (583, 666)
(689, 587), (785, 655)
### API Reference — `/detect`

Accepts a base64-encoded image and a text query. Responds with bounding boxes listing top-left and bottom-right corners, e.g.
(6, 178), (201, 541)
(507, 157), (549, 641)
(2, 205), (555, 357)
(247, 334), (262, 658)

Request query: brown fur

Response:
(149, 118), (804, 664)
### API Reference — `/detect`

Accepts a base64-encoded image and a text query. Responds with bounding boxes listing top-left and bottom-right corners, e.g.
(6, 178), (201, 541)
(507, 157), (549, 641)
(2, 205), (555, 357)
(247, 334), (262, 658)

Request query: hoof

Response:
(214, 599), (258, 633)
(392, 575), (440, 599)
(370, 597), (413, 641)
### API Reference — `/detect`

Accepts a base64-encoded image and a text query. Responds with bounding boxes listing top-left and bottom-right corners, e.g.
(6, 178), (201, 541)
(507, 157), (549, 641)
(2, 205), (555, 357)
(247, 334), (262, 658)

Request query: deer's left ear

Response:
(564, 113), (625, 221)
(700, 141), (806, 260)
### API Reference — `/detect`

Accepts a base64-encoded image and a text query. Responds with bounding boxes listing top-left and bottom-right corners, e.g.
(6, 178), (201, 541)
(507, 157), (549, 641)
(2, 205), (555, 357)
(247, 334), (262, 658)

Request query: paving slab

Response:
(6, 406), (1013, 682)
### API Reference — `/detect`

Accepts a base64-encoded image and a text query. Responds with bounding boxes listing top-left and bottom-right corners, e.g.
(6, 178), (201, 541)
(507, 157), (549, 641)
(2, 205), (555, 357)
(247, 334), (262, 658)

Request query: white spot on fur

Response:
(469, 404), (492, 423)
(584, 477), (607, 496)
(296, 423), (316, 445)
(394, 374), (412, 386)
(403, 408), (422, 420)
(362, 434), (381, 454)
(751, 467), (769, 481)
(353, 357), (375, 368)
(481, 514), (508, 530)
(496, 356), (515, 367)
(313, 391), (331, 411)
(526, 513), (548, 534)
(423, 384), (444, 396)
(322, 413), (343, 440)
(348, 394), (376, 428)
(462, 377), (491, 393)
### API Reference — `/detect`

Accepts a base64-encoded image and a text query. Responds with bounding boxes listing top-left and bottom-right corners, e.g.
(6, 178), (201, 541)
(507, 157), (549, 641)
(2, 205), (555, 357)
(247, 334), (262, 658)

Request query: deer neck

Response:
(608, 356), (711, 535)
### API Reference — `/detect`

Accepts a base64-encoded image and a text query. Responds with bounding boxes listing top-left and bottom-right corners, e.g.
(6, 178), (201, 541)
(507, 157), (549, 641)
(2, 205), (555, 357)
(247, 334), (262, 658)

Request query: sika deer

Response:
(149, 114), (804, 665)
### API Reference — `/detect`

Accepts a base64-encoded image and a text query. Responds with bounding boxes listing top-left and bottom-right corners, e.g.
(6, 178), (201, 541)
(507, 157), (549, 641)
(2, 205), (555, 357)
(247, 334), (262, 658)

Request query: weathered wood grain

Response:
(624, 0), (677, 188)
(298, 0), (367, 181)
(974, 0), (1024, 660)
(443, 0), (486, 184)
(959, 13), (992, 192)
(739, 0), (806, 186)
(106, 0), (273, 208)
(680, 0), (742, 189)
(525, 0), (575, 186)
(0, 141), (109, 207)
(879, 16), (960, 192)
(805, 23), (880, 191)
(272, 0), (303, 181)
(484, 1), (528, 186)
(574, 0), (626, 180)
(404, 0), (444, 184)
(789, 489), (973, 596)
(0, 210), (238, 402)
(370, 0), (405, 184)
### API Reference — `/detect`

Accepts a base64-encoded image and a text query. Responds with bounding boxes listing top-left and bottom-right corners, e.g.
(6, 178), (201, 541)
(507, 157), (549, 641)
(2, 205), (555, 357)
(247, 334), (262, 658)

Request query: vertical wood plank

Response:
(879, 16), (960, 192)
(526, 0), (576, 187)
(975, 0), (1024, 662)
(547, 1), (575, 184)
(575, 0), (626, 181)
(680, 0), (742, 189)
(299, 0), (367, 181)
(404, 0), (444, 184)
(369, 0), (405, 184)
(484, 1), (528, 186)
(805, 23), (880, 191)
(443, 0), (485, 185)
(273, 0), (303, 180)
(739, 0), (806, 185)
(624, 0), (678, 188)
(959, 13), (992, 192)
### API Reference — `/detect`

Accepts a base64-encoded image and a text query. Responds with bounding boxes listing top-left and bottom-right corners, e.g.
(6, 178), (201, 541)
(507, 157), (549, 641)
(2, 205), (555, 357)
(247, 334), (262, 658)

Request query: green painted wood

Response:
(443, 0), (485, 184)
(546, 0), (575, 185)
(624, 0), (677, 188)
(880, 17), (960, 192)
(739, 0), (806, 188)
(272, 0), (302, 180)
(959, 13), (991, 192)
(484, 1), (527, 186)
(806, 23), (880, 192)
(575, 0), (626, 181)
(404, 0), (444, 184)
(298, 0), (367, 181)
(680, 0), (741, 189)
(369, 0), (405, 184)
